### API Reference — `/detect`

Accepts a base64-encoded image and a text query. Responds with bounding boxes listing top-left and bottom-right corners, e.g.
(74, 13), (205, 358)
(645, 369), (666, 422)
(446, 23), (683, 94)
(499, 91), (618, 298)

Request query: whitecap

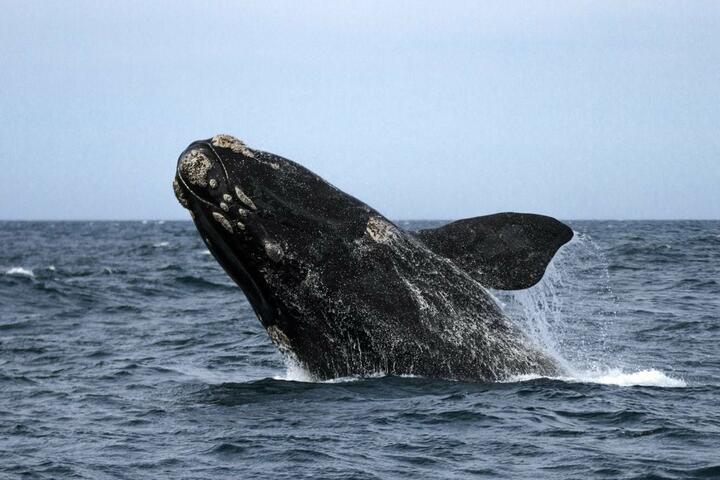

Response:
(591, 369), (686, 387)
(5, 267), (34, 277)
(507, 368), (686, 388)
(320, 372), (393, 384)
(153, 241), (170, 248)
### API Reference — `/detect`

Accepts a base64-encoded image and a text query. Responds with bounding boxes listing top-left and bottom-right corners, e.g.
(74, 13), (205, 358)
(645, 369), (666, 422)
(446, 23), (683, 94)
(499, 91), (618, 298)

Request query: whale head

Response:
(173, 134), (374, 340)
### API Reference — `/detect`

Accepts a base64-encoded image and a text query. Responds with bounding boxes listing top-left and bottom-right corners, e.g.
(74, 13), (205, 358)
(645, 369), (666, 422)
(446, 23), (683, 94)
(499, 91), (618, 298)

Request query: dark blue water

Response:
(1, 220), (719, 479)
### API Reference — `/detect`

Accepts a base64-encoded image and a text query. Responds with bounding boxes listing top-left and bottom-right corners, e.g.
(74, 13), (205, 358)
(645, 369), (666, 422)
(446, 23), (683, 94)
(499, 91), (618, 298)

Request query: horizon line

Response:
(1, 218), (719, 222)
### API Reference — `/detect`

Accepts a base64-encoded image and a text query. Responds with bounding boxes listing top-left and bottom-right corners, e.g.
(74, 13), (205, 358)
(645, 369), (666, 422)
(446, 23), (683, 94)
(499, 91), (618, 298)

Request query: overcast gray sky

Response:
(1, 1), (718, 220)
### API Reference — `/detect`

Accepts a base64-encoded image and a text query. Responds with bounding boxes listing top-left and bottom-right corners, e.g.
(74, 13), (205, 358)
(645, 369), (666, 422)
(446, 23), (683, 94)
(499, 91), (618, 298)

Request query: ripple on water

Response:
(1, 220), (719, 479)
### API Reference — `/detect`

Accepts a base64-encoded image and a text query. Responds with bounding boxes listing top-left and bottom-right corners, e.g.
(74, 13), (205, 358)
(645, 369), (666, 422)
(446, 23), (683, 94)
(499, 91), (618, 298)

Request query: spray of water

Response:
(496, 232), (686, 387)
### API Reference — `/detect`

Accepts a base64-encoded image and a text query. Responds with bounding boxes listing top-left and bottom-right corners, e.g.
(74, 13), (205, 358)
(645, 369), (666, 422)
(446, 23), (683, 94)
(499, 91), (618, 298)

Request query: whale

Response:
(173, 134), (573, 381)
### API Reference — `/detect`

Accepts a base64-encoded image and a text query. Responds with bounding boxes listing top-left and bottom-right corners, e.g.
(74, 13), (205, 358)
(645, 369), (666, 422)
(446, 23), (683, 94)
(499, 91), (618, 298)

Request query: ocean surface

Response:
(1, 220), (719, 479)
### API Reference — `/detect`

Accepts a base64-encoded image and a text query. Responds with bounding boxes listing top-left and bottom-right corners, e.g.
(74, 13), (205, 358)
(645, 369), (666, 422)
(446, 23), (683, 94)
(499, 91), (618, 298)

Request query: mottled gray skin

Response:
(174, 135), (562, 381)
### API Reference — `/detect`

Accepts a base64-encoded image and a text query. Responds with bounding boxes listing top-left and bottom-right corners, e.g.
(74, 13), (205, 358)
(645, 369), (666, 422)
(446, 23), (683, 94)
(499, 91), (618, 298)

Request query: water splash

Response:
(495, 232), (687, 387)
(508, 369), (686, 388)
(493, 232), (618, 370)
(277, 358), (315, 382)
(591, 369), (686, 387)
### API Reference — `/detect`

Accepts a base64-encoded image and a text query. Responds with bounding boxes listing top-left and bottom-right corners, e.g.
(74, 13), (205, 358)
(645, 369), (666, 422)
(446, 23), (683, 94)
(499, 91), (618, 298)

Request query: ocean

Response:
(1, 220), (719, 479)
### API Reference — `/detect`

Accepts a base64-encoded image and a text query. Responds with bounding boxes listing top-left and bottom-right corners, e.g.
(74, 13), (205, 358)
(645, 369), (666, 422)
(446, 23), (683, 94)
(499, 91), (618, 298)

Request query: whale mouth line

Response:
(174, 141), (273, 322)
(204, 140), (231, 184)
(191, 199), (278, 329)
(176, 172), (215, 210)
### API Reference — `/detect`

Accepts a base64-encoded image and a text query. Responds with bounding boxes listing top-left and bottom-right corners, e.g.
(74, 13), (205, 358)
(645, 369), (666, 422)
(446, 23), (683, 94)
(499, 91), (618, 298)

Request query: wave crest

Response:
(509, 368), (687, 388)
(5, 267), (34, 277)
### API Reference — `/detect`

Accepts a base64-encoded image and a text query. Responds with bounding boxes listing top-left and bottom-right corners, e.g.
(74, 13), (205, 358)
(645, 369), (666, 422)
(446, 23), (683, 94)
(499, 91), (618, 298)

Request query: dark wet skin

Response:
(173, 135), (573, 381)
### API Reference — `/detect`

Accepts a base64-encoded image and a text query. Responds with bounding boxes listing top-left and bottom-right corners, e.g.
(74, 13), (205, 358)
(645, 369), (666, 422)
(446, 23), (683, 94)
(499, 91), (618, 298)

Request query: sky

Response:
(1, 1), (718, 220)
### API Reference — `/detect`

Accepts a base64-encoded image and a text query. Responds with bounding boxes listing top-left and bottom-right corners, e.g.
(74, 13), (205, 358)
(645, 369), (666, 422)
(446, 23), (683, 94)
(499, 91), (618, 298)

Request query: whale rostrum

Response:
(173, 134), (573, 381)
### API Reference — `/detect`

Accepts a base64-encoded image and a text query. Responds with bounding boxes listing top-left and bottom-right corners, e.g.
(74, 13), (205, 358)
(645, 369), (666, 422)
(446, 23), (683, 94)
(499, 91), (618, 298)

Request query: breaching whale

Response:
(173, 135), (573, 381)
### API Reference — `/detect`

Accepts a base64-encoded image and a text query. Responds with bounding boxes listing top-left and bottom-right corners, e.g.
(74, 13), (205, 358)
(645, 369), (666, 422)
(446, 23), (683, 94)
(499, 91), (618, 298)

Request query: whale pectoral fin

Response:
(415, 212), (573, 290)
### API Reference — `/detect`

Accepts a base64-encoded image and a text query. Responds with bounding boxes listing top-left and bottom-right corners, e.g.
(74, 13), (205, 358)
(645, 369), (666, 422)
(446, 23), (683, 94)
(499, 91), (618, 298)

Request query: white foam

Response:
(274, 358), (397, 383)
(5, 267), (34, 277)
(508, 368), (686, 388)
(273, 357), (428, 384)
(200, 249), (212, 255)
(275, 359), (315, 382)
(592, 369), (687, 387)
(153, 241), (170, 248)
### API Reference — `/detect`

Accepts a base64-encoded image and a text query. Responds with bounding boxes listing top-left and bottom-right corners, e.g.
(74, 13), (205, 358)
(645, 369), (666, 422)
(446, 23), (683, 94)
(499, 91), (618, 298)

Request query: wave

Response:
(508, 368), (687, 388)
(4, 267), (34, 277)
(174, 275), (235, 290)
(161, 365), (254, 384)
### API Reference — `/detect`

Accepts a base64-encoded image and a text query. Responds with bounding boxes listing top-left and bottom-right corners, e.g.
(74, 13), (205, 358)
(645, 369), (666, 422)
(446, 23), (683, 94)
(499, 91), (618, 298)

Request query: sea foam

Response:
(509, 368), (687, 388)
(5, 267), (34, 277)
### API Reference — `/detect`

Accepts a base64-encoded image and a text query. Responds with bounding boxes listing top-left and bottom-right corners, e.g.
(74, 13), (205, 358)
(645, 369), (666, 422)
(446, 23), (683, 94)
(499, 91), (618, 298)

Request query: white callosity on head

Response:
(234, 186), (257, 210)
(220, 202), (229, 212)
(209, 178), (218, 189)
(179, 149), (212, 187)
(172, 179), (189, 208)
(222, 194), (233, 203)
(365, 216), (400, 244)
(211, 134), (255, 158)
(212, 212), (233, 233)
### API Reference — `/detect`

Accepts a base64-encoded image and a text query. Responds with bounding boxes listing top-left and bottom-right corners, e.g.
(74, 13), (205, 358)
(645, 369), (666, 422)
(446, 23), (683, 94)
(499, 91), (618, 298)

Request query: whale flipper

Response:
(415, 213), (573, 290)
